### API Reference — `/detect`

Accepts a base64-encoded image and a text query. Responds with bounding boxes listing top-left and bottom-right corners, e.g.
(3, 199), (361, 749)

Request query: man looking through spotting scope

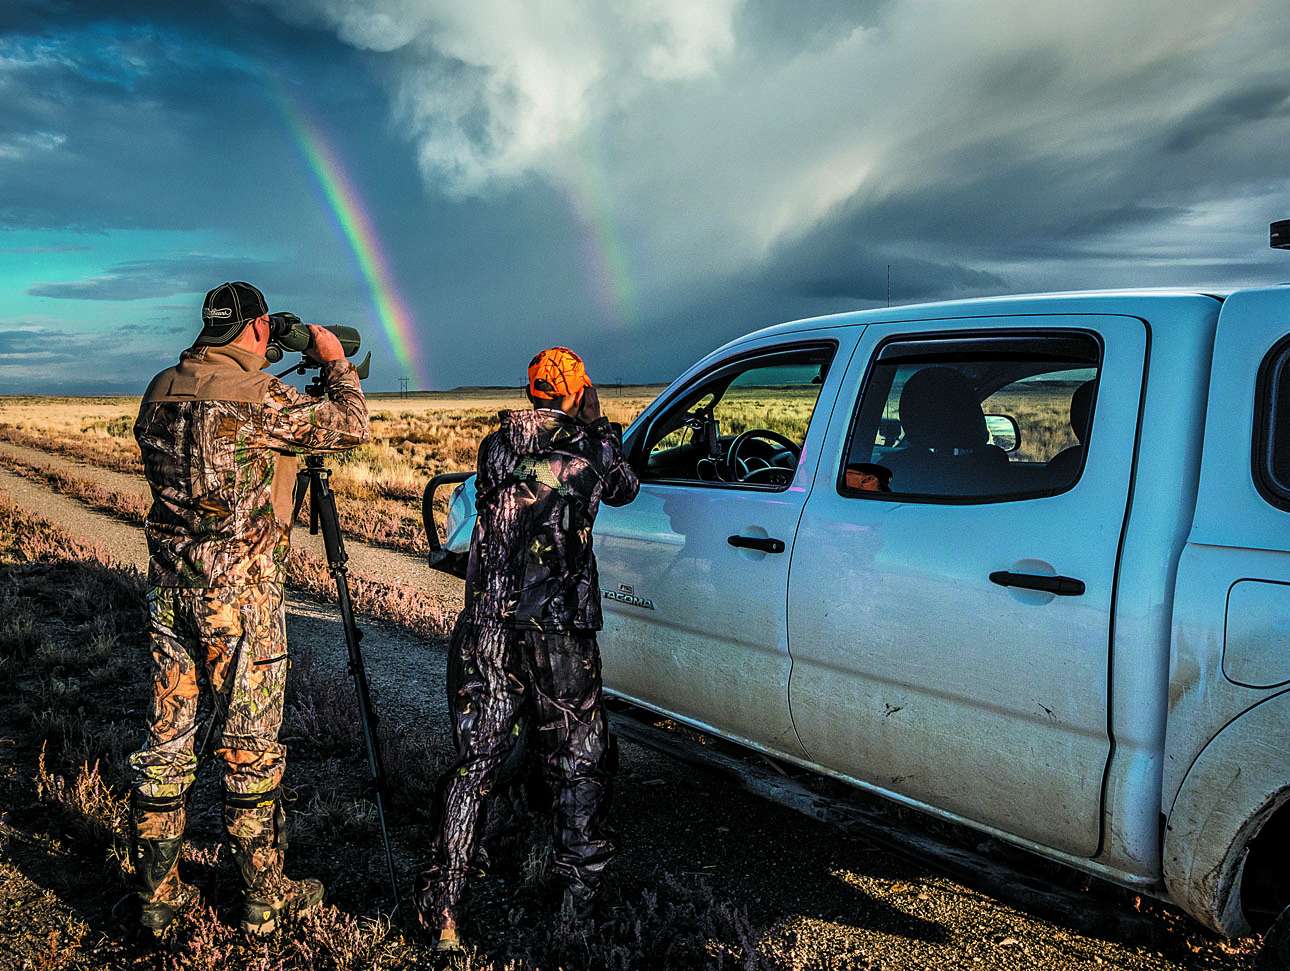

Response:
(414, 346), (639, 956)
(128, 281), (369, 937)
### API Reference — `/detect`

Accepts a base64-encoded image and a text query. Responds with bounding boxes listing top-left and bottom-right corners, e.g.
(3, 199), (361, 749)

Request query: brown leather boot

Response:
(229, 833), (324, 936)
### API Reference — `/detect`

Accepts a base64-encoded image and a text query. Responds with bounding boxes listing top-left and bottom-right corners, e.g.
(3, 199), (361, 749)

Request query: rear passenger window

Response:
(840, 332), (1102, 502)
(1254, 336), (1290, 509)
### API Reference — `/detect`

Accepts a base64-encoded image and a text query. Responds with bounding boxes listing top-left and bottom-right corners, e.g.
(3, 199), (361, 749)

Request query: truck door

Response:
(788, 317), (1145, 858)
(594, 338), (847, 755)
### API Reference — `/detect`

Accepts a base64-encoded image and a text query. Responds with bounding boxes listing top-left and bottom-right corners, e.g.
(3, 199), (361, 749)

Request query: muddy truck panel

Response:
(1164, 285), (1290, 935)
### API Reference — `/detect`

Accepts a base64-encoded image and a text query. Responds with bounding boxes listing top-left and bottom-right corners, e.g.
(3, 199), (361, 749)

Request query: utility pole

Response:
(399, 377), (409, 398)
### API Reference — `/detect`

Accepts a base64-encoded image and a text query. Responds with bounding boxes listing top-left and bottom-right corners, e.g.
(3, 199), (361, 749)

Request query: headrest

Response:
(899, 366), (988, 449)
(1069, 380), (1095, 444)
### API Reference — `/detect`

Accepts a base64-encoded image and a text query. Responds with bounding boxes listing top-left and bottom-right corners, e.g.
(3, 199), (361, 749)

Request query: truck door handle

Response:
(990, 571), (1085, 596)
(728, 535), (786, 554)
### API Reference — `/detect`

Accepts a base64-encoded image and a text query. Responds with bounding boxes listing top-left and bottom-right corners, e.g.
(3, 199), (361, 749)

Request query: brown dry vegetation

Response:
(0, 388), (660, 557)
(984, 383), (1082, 463)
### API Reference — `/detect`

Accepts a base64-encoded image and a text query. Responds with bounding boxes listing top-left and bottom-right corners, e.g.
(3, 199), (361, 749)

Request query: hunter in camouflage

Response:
(127, 282), (369, 937)
(413, 347), (639, 955)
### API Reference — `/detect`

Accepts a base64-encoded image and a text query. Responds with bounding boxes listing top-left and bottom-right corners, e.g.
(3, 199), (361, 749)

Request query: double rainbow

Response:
(279, 91), (430, 391)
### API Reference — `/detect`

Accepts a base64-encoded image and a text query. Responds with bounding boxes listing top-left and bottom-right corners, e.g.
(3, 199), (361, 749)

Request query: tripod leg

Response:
(297, 462), (403, 921)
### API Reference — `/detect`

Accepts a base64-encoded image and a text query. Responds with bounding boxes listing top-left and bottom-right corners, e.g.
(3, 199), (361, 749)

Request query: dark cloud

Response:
(0, 244), (89, 255)
(1163, 85), (1290, 155)
(26, 256), (274, 301)
(0, 1), (396, 235)
(761, 213), (1008, 304)
(0, 328), (60, 354)
(0, 322), (174, 395)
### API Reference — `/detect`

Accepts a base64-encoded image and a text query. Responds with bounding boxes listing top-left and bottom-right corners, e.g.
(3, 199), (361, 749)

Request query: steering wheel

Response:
(726, 429), (801, 483)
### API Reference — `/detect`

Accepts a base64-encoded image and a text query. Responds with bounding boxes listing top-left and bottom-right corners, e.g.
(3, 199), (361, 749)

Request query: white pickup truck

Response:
(427, 222), (1290, 943)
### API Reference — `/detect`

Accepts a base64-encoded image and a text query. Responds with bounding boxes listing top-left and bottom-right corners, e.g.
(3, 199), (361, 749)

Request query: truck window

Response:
(840, 332), (1101, 501)
(637, 344), (835, 489)
(1254, 335), (1290, 509)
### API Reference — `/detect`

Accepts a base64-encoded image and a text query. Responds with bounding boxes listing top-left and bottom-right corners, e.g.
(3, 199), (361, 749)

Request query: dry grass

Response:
(0, 387), (661, 557)
(0, 491), (810, 969)
(0, 450), (451, 640)
(984, 382), (1082, 463)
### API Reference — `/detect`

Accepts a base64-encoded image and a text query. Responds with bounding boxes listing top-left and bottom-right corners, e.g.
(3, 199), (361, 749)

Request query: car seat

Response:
(884, 366), (1008, 495)
(1045, 380), (1095, 484)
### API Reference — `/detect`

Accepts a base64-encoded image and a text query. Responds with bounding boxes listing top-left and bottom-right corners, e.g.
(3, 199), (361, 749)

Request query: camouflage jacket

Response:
(135, 344), (370, 588)
(462, 408), (639, 632)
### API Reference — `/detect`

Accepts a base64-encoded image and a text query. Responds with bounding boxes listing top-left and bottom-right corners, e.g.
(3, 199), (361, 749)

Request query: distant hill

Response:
(367, 384), (666, 401)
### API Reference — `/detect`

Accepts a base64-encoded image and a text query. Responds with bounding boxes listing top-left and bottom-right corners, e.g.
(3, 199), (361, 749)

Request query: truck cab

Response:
(591, 283), (1290, 937)
(428, 224), (1290, 939)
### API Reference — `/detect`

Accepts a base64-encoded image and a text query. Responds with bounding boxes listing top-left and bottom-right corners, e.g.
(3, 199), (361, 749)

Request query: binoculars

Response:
(265, 312), (370, 379)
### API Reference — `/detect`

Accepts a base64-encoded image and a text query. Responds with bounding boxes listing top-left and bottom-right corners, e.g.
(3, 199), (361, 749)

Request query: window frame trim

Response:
(1252, 333), (1290, 511)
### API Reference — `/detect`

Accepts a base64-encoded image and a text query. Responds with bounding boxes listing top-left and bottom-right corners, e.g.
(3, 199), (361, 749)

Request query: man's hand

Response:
(303, 324), (345, 364)
(574, 383), (602, 425)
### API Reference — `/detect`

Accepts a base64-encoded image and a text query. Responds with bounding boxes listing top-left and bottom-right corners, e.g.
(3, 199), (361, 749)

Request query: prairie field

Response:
(0, 387), (664, 557)
(984, 381), (1083, 462)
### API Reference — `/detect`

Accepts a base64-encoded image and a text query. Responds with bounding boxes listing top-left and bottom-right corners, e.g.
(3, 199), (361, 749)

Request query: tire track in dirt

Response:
(0, 440), (465, 614)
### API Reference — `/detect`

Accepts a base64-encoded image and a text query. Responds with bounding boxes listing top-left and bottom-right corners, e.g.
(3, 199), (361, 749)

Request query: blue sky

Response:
(2, 0), (1288, 395)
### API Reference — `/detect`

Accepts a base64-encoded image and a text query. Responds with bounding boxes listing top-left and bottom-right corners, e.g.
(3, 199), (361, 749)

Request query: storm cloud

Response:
(2, 0), (1288, 393)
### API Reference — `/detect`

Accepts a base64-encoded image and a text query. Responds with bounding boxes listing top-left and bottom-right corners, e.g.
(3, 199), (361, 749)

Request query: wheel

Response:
(1255, 902), (1290, 971)
(725, 429), (801, 483)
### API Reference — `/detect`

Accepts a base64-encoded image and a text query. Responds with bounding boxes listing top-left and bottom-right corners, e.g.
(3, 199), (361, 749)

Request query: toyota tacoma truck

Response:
(426, 221), (1290, 943)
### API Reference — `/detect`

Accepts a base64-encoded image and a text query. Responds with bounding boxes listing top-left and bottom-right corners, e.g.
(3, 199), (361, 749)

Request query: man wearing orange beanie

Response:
(414, 347), (639, 955)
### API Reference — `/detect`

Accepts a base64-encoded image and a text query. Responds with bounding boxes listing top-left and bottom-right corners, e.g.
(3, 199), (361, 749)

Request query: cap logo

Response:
(203, 307), (234, 321)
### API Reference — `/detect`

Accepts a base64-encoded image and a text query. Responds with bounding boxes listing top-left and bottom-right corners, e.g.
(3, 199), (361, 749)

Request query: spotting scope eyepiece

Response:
(266, 312), (370, 380)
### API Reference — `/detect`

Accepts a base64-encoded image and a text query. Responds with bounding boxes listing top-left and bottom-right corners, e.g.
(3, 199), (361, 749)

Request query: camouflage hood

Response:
(497, 407), (579, 458)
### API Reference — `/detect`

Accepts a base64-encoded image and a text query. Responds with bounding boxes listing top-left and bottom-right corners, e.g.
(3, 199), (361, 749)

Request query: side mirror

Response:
(878, 417), (902, 447)
(984, 414), (1020, 452)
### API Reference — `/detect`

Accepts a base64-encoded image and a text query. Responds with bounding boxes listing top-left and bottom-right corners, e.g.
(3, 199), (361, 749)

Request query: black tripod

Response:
(294, 454), (402, 921)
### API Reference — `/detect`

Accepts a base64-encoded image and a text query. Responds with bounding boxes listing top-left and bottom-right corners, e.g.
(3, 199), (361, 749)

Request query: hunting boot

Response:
(226, 796), (324, 937)
(129, 793), (198, 936)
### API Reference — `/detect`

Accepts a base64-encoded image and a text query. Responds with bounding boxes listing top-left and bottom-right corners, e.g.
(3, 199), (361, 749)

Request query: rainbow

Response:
(563, 132), (638, 331)
(276, 90), (430, 390)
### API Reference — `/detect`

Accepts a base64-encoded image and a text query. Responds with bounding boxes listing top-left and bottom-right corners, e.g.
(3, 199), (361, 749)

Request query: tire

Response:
(1255, 903), (1290, 971)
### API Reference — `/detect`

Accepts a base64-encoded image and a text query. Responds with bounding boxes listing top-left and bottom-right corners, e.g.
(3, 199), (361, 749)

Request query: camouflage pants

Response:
(413, 622), (617, 933)
(128, 583), (289, 840)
